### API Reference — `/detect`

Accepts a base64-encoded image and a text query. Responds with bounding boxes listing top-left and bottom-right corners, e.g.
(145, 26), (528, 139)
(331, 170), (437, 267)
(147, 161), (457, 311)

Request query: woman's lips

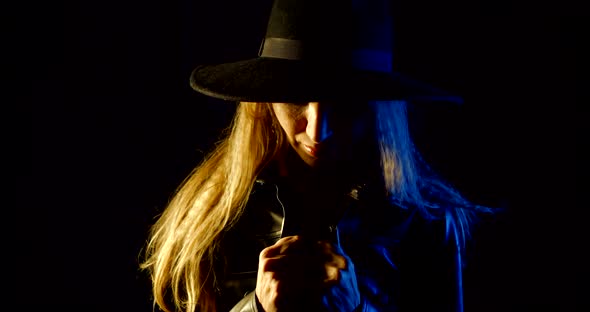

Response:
(303, 144), (320, 157)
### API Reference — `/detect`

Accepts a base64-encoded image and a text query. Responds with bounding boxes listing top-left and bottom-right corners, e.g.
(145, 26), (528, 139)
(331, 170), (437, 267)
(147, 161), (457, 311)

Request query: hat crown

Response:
(260, 0), (394, 72)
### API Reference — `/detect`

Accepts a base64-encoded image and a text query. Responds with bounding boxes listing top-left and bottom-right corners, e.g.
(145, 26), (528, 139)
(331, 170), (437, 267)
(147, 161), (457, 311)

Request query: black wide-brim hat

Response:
(190, 0), (463, 104)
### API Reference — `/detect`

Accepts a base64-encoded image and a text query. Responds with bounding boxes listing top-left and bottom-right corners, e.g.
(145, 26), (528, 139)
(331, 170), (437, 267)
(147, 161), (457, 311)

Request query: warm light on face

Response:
(271, 102), (371, 168)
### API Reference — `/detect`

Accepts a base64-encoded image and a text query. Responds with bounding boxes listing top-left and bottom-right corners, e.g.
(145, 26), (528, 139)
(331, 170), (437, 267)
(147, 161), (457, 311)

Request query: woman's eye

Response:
(333, 104), (370, 117)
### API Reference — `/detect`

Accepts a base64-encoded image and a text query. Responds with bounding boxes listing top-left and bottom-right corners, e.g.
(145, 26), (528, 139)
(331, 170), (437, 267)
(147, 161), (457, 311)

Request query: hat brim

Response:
(189, 57), (463, 104)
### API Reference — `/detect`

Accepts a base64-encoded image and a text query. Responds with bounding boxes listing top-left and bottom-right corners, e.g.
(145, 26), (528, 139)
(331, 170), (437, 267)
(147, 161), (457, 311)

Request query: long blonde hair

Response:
(140, 100), (485, 312)
(140, 102), (284, 312)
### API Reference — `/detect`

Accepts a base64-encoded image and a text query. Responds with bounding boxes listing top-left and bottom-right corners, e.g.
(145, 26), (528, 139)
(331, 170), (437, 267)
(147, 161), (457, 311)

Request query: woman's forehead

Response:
(271, 101), (368, 105)
(271, 102), (372, 111)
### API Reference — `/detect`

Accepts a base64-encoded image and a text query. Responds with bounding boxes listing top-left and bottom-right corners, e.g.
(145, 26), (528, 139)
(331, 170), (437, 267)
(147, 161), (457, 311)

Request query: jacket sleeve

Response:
(229, 291), (260, 312)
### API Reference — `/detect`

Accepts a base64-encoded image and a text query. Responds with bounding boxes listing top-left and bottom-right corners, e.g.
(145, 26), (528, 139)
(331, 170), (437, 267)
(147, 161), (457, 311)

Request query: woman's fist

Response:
(255, 235), (359, 312)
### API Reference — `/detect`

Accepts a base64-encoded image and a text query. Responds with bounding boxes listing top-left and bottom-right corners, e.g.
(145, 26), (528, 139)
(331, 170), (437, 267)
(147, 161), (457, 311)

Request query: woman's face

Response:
(271, 102), (372, 169)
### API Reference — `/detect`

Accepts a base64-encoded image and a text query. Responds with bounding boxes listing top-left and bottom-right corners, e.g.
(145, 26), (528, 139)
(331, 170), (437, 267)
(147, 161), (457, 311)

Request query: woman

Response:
(141, 0), (492, 311)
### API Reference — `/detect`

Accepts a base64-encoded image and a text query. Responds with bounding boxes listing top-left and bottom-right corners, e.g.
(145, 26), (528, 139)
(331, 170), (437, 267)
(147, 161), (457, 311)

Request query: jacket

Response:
(216, 179), (464, 312)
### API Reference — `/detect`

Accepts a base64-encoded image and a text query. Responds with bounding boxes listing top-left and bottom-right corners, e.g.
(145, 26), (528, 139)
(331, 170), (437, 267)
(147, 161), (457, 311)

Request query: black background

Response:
(14, 0), (585, 311)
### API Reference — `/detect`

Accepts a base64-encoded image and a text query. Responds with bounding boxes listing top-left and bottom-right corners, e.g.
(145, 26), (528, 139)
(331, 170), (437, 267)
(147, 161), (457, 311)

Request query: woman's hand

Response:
(255, 235), (360, 312)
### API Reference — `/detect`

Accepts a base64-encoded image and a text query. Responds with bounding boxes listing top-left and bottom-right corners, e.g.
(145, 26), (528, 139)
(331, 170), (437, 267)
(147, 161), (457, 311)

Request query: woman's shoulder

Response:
(340, 190), (464, 247)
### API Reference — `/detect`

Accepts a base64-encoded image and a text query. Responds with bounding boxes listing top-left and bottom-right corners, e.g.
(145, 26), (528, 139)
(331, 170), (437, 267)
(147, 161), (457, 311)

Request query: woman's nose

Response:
(306, 102), (333, 143)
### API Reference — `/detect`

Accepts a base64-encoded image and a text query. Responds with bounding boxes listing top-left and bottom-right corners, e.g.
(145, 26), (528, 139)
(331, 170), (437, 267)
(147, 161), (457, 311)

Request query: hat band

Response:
(259, 37), (303, 60)
(260, 37), (393, 73)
